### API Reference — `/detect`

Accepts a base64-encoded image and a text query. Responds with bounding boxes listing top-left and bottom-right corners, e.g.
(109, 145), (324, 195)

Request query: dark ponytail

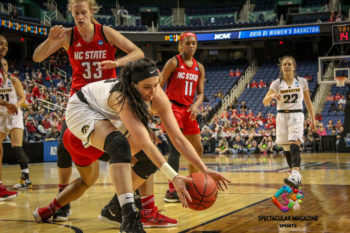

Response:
(114, 58), (157, 132)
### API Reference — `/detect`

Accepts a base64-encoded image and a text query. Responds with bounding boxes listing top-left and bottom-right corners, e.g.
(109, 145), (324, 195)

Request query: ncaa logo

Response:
(81, 125), (90, 134)
(98, 40), (103, 45)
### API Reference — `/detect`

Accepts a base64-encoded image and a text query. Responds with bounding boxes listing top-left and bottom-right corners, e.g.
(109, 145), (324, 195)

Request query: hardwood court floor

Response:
(1, 152), (350, 233)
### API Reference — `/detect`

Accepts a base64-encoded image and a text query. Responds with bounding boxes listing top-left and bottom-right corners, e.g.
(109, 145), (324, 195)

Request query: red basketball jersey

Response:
(67, 23), (117, 96)
(165, 55), (200, 106)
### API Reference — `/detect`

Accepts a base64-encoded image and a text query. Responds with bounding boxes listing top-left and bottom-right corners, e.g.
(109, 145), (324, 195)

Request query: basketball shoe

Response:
(53, 203), (71, 222)
(99, 191), (142, 226)
(13, 178), (32, 189)
(0, 185), (18, 201)
(120, 203), (145, 233)
(284, 170), (302, 188)
(33, 206), (54, 223)
(141, 206), (177, 228)
(164, 190), (180, 203)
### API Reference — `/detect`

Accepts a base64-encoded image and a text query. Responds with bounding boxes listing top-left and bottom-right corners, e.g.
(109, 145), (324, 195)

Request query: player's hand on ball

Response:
(204, 168), (230, 191)
(172, 175), (193, 208)
(100, 60), (119, 70)
(5, 102), (18, 115)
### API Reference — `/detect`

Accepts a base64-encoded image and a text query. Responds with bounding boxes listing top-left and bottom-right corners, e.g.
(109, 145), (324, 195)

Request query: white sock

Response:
(21, 168), (29, 174)
(118, 193), (134, 207)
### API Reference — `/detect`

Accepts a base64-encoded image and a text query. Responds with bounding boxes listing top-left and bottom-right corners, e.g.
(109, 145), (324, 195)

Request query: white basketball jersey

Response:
(0, 76), (19, 114)
(81, 78), (120, 120)
(269, 76), (308, 111)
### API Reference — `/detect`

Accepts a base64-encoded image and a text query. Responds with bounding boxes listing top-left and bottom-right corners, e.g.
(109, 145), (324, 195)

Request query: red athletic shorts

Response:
(170, 103), (200, 135)
(63, 128), (104, 167)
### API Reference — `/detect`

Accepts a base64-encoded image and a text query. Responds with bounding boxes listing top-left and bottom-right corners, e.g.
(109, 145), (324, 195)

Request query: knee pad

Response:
(104, 131), (131, 164)
(12, 146), (28, 170)
(284, 151), (292, 168)
(57, 140), (73, 168)
(132, 150), (157, 179)
(98, 153), (110, 162)
(290, 143), (301, 168)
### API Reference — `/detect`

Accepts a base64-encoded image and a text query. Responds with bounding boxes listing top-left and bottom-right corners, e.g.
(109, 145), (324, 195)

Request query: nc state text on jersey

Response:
(177, 72), (198, 81)
(74, 50), (107, 60)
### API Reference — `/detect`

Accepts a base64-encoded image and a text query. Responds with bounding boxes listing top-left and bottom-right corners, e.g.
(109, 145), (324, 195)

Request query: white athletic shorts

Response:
(0, 111), (24, 134)
(65, 94), (127, 147)
(276, 112), (304, 145)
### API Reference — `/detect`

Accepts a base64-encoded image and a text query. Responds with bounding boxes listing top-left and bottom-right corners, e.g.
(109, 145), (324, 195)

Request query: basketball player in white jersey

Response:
(0, 54), (30, 200)
(263, 56), (315, 188)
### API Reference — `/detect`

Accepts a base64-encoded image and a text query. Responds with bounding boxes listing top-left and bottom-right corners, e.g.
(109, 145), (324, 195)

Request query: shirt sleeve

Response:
(301, 77), (309, 91)
(269, 79), (279, 92)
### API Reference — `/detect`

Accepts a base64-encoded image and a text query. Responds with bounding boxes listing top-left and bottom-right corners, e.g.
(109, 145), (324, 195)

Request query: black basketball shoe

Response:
(53, 203), (71, 222)
(120, 203), (145, 233)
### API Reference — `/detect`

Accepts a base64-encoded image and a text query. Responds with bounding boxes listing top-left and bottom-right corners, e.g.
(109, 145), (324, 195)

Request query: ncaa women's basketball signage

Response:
(43, 141), (58, 162)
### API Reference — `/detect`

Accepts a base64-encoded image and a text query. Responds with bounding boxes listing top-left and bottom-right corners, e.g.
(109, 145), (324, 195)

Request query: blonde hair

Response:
(278, 55), (297, 78)
(67, 0), (101, 24)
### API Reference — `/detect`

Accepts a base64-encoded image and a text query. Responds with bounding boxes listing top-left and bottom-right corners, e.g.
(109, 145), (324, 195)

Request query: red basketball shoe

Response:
(0, 185), (18, 201)
(141, 207), (177, 228)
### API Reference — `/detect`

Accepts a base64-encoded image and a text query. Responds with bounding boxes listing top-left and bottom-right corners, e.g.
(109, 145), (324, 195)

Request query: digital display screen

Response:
(239, 26), (320, 39)
(0, 17), (48, 36)
(164, 25), (320, 42)
(332, 24), (350, 44)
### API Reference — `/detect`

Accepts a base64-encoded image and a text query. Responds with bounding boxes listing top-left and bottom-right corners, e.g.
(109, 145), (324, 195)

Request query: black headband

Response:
(131, 66), (158, 83)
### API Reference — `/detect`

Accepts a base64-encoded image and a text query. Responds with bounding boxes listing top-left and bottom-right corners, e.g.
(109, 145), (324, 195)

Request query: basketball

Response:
(186, 172), (218, 211)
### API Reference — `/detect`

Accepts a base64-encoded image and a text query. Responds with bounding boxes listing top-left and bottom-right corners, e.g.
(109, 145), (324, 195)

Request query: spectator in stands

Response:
(244, 134), (257, 154)
(250, 80), (258, 88)
(117, 6), (129, 25)
(329, 11), (336, 22)
(304, 73), (312, 82)
(32, 83), (40, 99)
(45, 126), (60, 141)
(240, 101), (248, 112)
(326, 92), (334, 101)
(234, 68), (241, 77)
(336, 10), (343, 22)
(338, 96), (346, 105)
(334, 92), (342, 101)
(258, 79), (266, 88)
(317, 123), (327, 136)
(230, 135), (244, 154)
(215, 138), (229, 155)
(303, 130), (316, 152)
(229, 69), (234, 77)
(328, 102), (338, 113)
(335, 119), (342, 130)
(326, 120), (334, 131)
(10, 6), (20, 19)
(338, 103), (344, 112)
(258, 136), (273, 154)
(315, 112), (322, 121)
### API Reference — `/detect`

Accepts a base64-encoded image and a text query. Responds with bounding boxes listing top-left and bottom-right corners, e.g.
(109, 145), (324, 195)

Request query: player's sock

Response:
(168, 182), (175, 193)
(141, 195), (155, 215)
(58, 184), (68, 193)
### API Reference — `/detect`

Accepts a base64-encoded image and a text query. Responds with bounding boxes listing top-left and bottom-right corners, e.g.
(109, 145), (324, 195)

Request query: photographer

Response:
(244, 134), (257, 154)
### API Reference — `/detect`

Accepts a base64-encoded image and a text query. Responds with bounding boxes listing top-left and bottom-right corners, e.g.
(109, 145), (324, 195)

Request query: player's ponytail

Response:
(113, 58), (157, 132)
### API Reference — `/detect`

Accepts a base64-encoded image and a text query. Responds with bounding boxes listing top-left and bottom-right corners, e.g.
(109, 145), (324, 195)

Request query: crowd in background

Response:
(3, 57), (345, 154)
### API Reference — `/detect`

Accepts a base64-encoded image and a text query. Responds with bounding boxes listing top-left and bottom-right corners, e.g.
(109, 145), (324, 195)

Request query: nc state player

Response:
(161, 32), (205, 202)
(33, 0), (143, 221)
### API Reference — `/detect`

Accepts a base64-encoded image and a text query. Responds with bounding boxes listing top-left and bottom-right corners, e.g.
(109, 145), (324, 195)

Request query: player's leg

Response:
(33, 161), (99, 222)
(183, 109), (203, 174)
(184, 133), (203, 174)
(138, 176), (177, 228)
(283, 113), (304, 188)
(0, 131), (18, 200)
(10, 128), (32, 189)
(100, 135), (177, 228)
(54, 120), (73, 222)
(89, 120), (143, 232)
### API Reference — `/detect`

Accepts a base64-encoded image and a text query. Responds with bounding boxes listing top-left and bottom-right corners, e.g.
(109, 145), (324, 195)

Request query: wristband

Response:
(160, 162), (178, 181)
